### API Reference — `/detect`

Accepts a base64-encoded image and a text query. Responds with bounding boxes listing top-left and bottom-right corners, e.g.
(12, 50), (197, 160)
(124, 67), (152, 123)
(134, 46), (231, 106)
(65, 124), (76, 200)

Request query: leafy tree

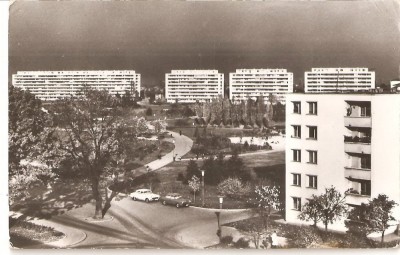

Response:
(8, 86), (54, 204)
(188, 175), (200, 203)
(49, 89), (133, 219)
(217, 177), (250, 199)
(298, 198), (323, 227)
(299, 186), (348, 232)
(346, 194), (397, 244)
(151, 119), (166, 134)
(254, 185), (281, 230)
(146, 107), (153, 116)
(185, 160), (200, 181)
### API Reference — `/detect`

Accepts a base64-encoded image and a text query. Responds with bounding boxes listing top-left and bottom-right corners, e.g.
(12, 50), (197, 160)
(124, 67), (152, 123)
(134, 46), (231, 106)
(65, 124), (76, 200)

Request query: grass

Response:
(9, 217), (64, 248)
(225, 215), (400, 249)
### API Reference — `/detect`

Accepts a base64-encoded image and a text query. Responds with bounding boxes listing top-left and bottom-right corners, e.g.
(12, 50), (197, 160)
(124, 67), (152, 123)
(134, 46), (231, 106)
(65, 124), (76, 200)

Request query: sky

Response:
(8, 0), (400, 87)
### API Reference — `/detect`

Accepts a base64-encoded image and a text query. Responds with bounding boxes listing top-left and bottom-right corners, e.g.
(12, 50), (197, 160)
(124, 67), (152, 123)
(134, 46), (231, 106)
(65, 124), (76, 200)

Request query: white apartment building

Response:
(229, 69), (293, 104)
(165, 70), (224, 103)
(305, 68), (375, 93)
(285, 93), (400, 232)
(12, 70), (141, 101)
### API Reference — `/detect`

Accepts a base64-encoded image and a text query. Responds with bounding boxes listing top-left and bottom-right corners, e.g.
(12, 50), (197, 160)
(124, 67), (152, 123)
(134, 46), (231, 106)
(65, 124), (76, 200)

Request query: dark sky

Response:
(9, 0), (400, 87)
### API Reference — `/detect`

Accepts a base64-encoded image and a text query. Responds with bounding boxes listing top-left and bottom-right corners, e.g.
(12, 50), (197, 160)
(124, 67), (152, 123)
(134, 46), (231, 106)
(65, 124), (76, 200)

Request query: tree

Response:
(300, 187), (348, 232)
(146, 107), (153, 116)
(298, 198), (323, 227)
(188, 175), (200, 203)
(217, 177), (250, 199)
(254, 185), (281, 231)
(346, 194), (397, 244)
(185, 160), (200, 181)
(8, 85), (54, 204)
(49, 89), (132, 219)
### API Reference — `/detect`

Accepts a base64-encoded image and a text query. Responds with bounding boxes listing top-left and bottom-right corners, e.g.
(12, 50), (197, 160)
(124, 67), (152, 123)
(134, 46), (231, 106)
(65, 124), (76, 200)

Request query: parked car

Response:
(159, 193), (191, 208)
(129, 189), (160, 202)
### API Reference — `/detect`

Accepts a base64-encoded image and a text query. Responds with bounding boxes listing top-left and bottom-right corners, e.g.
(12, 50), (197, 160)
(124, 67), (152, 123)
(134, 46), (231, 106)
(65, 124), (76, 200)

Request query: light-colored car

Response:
(159, 193), (191, 208)
(129, 189), (160, 202)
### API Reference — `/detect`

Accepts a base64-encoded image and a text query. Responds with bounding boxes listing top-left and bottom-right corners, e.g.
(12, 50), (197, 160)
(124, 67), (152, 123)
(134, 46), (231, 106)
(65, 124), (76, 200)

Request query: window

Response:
(308, 102), (317, 115)
(307, 175), (318, 189)
(360, 181), (371, 196)
(308, 150), (318, 164)
(361, 155), (371, 169)
(308, 126), (317, 140)
(293, 101), (301, 114)
(292, 174), (301, 186)
(292, 125), (301, 138)
(360, 106), (371, 117)
(292, 149), (301, 162)
(293, 197), (301, 211)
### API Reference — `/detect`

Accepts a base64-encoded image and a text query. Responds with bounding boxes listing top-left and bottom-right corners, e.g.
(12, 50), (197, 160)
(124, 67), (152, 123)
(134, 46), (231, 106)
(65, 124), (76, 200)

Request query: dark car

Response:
(160, 193), (191, 208)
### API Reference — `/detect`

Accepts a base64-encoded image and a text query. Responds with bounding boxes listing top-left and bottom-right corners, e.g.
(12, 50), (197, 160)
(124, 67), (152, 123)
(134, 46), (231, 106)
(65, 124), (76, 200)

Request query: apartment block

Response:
(305, 68), (375, 93)
(229, 69), (293, 104)
(12, 70), (141, 101)
(165, 70), (224, 103)
(285, 93), (400, 231)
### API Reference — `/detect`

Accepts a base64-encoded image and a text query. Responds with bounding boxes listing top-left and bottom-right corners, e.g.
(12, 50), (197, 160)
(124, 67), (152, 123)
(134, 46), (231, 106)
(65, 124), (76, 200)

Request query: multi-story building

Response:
(229, 69), (293, 104)
(12, 70), (141, 101)
(165, 70), (224, 103)
(285, 93), (400, 232)
(305, 68), (375, 93)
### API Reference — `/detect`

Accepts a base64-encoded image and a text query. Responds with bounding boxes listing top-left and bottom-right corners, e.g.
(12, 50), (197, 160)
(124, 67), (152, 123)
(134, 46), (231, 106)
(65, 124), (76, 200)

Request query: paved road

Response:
(131, 130), (193, 176)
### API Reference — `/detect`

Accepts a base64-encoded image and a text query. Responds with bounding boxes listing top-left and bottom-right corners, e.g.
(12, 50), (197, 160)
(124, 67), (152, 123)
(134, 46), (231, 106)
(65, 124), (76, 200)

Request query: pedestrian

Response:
(270, 231), (278, 248)
(179, 130), (182, 136)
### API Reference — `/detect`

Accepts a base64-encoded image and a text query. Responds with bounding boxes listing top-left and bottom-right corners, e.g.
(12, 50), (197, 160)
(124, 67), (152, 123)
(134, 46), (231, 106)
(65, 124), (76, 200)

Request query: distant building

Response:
(165, 70), (224, 103)
(12, 70), (141, 101)
(229, 69), (293, 104)
(305, 68), (375, 93)
(285, 93), (400, 232)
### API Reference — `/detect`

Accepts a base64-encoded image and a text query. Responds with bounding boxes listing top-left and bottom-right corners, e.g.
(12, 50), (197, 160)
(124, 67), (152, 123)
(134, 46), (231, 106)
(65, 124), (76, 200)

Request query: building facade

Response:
(12, 70), (141, 101)
(229, 69), (293, 104)
(305, 68), (375, 93)
(285, 93), (400, 231)
(165, 70), (224, 103)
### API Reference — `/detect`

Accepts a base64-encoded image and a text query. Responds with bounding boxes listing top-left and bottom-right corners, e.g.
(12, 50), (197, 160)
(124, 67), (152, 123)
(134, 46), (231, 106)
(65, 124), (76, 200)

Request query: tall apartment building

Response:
(12, 70), (141, 101)
(229, 69), (293, 104)
(305, 68), (375, 93)
(285, 93), (400, 231)
(165, 70), (224, 103)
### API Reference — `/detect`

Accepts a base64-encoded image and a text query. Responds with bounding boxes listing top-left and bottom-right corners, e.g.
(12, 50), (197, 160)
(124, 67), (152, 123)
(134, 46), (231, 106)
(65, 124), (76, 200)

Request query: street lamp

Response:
(219, 196), (224, 210)
(201, 170), (205, 207)
(172, 140), (176, 161)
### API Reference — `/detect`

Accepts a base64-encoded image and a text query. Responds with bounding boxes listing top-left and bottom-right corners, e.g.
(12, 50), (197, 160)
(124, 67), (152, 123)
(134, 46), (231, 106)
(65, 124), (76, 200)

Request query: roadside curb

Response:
(189, 206), (254, 213)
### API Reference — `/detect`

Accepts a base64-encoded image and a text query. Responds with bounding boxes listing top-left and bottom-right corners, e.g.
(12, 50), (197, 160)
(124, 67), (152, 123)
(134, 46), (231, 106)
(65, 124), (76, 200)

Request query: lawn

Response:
(224, 215), (400, 249)
(9, 217), (64, 248)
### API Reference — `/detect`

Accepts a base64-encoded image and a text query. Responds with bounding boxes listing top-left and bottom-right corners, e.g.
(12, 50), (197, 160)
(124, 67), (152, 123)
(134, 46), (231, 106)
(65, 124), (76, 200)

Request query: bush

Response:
(176, 173), (185, 182)
(233, 237), (250, 248)
(286, 226), (322, 248)
(217, 177), (251, 198)
(146, 107), (153, 116)
(220, 235), (233, 244)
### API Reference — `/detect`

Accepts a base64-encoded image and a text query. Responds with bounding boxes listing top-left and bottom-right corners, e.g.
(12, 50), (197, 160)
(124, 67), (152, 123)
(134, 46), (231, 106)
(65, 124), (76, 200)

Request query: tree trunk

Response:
(102, 187), (118, 218)
(381, 230), (385, 244)
(193, 192), (196, 204)
(324, 221), (328, 232)
(91, 177), (103, 219)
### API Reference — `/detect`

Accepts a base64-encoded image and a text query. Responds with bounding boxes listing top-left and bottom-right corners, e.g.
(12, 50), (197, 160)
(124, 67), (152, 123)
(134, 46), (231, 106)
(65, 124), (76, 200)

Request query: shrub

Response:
(220, 235), (233, 244)
(217, 177), (251, 198)
(176, 173), (185, 182)
(233, 237), (250, 248)
(286, 226), (322, 248)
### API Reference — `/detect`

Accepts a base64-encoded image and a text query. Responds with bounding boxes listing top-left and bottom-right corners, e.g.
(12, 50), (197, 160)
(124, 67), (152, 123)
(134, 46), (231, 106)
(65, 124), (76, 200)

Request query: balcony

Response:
(345, 193), (370, 205)
(344, 138), (371, 154)
(344, 167), (371, 181)
(344, 117), (371, 128)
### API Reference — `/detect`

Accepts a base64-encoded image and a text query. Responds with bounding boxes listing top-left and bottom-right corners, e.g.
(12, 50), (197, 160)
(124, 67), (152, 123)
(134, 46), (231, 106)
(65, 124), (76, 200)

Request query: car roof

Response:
(136, 189), (151, 192)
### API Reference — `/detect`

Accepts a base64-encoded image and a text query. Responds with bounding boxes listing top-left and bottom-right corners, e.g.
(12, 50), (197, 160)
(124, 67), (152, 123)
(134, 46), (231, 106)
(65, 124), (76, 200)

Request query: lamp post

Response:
(173, 140), (176, 161)
(219, 196), (224, 210)
(201, 170), (205, 207)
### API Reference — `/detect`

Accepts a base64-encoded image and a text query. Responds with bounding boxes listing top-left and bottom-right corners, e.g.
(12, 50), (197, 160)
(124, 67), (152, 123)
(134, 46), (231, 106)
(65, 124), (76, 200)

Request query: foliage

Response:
(298, 198), (323, 226)
(299, 186), (348, 231)
(48, 89), (135, 218)
(151, 119), (167, 134)
(8, 86), (54, 204)
(185, 160), (201, 181)
(253, 185), (281, 229)
(346, 194), (397, 243)
(188, 175), (200, 203)
(285, 226), (323, 248)
(146, 107), (153, 116)
(220, 235), (233, 244)
(217, 177), (251, 199)
(233, 237), (250, 248)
